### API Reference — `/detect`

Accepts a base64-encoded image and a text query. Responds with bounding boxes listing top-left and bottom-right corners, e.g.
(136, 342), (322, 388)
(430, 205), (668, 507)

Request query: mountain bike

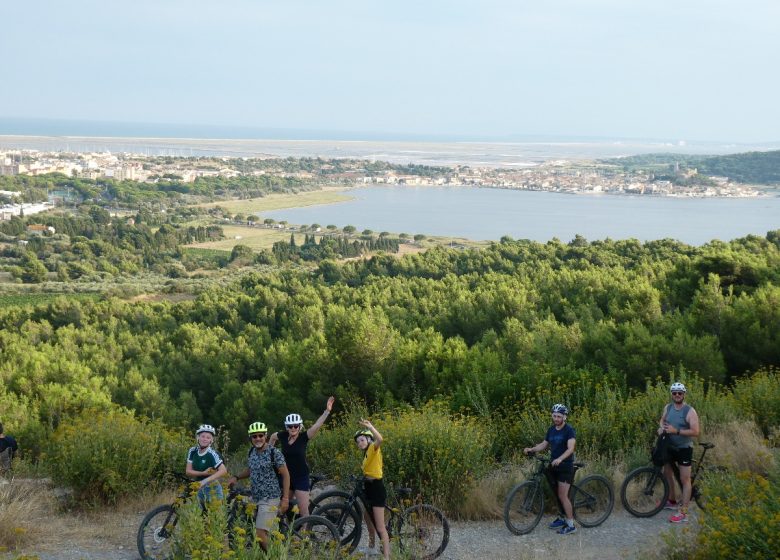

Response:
(620, 441), (719, 517)
(137, 473), (336, 560)
(503, 454), (614, 535)
(311, 475), (450, 560)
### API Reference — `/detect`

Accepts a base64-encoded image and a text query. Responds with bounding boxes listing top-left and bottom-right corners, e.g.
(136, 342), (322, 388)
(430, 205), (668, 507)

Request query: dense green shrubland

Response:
(1, 233), (779, 505)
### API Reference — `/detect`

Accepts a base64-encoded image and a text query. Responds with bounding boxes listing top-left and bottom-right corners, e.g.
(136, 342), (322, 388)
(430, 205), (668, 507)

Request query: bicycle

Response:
(137, 473), (337, 560)
(620, 441), (718, 517)
(503, 454), (614, 535)
(311, 475), (450, 560)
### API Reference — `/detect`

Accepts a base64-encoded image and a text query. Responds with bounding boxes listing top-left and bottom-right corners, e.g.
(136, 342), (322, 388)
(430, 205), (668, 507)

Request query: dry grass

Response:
(459, 464), (526, 520)
(0, 479), (52, 550)
(706, 420), (775, 474)
(196, 189), (353, 214)
(0, 484), (175, 554)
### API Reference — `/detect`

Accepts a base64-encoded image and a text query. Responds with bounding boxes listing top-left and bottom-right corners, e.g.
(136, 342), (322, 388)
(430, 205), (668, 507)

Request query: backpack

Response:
(651, 432), (669, 467)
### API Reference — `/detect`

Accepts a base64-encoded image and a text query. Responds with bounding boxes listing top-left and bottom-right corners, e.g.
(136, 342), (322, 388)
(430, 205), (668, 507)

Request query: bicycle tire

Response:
(310, 501), (362, 552)
(503, 480), (544, 535)
(571, 474), (614, 527)
(289, 514), (341, 558)
(226, 496), (256, 551)
(397, 503), (450, 560)
(620, 466), (669, 518)
(309, 489), (353, 509)
(137, 504), (179, 560)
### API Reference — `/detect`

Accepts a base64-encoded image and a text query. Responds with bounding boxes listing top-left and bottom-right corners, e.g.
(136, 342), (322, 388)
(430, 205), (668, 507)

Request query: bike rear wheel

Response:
(137, 504), (179, 560)
(310, 501), (362, 552)
(571, 474), (614, 527)
(397, 504), (450, 560)
(288, 514), (340, 558)
(503, 480), (544, 535)
(620, 466), (669, 518)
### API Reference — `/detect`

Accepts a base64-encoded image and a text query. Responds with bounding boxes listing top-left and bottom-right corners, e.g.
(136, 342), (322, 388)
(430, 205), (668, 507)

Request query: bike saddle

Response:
(699, 442), (715, 449)
(395, 487), (413, 496)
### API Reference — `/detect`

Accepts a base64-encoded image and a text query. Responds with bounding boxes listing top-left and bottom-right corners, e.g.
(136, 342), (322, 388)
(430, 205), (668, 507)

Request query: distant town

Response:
(0, 147), (765, 221)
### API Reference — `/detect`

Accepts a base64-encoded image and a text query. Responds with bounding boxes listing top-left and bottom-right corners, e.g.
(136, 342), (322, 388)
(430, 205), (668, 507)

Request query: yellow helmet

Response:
(248, 421), (267, 435)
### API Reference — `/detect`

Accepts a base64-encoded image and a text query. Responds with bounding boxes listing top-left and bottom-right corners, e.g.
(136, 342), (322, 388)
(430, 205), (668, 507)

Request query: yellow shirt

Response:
(362, 443), (383, 479)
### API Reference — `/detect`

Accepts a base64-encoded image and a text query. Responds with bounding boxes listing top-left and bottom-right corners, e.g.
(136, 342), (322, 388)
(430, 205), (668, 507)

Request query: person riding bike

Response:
(269, 396), (335, 517)
(185, 424), (227, 506)
(658, 382), (700, 523)
(523, 404), (578, 535)
(227, 422), (291, 551)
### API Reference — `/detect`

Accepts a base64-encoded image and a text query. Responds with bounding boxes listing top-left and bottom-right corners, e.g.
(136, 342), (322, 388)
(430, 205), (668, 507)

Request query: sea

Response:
(1, 120), (778, 244)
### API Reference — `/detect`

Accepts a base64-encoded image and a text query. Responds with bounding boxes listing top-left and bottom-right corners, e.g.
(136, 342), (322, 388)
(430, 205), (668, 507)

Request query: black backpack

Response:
(651, 432), (669, 467)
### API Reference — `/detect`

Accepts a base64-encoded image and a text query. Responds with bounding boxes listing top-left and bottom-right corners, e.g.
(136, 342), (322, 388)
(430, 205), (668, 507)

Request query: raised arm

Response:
(359, 418), (383, 447)
(307, 396), (335, 439)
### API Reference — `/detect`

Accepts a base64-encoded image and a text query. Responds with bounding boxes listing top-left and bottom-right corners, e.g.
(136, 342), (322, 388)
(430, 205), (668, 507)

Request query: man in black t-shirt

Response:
(0, 421), (19, 476)
(524, 404), (577, 535)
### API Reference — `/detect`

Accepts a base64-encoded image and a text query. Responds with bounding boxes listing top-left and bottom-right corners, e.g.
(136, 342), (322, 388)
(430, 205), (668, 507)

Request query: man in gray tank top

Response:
(657, 382), (700, 523)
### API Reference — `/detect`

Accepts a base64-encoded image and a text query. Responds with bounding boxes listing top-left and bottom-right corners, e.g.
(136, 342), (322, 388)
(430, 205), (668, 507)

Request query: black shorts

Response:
(547, 464), (575, 485)
(667, 446), (693, 467)
(363, 478), (387, 508)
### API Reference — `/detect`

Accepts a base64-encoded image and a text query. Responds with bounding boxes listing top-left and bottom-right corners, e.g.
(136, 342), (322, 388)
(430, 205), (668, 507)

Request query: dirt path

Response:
(8, 509), (687, 560)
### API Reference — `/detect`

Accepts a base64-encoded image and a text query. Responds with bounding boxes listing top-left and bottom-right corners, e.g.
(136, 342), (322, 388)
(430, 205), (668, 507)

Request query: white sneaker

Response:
(355, 545), (378, 557)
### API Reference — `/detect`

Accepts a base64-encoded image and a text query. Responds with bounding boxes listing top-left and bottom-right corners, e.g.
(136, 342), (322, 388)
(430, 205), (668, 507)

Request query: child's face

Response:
(198, 432), (214, 448)
(355, 435), (370, 450)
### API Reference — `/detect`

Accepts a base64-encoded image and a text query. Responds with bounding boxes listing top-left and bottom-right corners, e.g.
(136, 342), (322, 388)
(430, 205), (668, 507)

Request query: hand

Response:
(657, 427), (665, 435)
(279, 497), (289, 514)
(325, 396), (335, 412)
(551, 458), (561, 467)
(227, 477), (237, 488)
(199, 479), (208, 487)
(205, 467), (215, 475)
(523, 448), (533, 456)
(359, 418), (373, 429)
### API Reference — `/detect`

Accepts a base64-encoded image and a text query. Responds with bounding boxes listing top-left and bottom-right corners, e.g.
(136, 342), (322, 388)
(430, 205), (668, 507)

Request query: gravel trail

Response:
(9, 509), (688, 560)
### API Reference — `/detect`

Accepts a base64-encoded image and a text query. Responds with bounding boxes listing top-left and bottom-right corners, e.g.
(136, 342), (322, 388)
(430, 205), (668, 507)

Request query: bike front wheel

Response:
(571, 474), (614, 527)
(310, 501), (362, 552)
(620, 466), (669, 518)
(397, 504), (450, 560)
(288, 514), (340, 558)
(503, 480), (544, 535)
(137, 504), (179, 560)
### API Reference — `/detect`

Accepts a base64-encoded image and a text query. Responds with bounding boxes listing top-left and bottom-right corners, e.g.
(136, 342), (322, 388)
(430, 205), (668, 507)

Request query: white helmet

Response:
(285, 413), (303, 426)
(670, 382), (687, 393)
(551, 403), (569, 415)
(196, 424), (216, 436)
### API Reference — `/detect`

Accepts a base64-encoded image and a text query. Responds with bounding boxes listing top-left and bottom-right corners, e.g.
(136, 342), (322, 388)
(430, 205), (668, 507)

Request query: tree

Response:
(20, 252), (48, 283)
(414, 234), (426, 242)
(343, 225), (356, 234)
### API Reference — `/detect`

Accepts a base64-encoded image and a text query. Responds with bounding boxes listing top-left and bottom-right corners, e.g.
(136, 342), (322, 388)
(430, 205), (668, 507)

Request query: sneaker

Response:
(557, 524), (577, 535)
(355, 545), (376, 556)
(663, 499), (678, 510)
(669, 512), (688, 523)
(548, 518), (566, 529)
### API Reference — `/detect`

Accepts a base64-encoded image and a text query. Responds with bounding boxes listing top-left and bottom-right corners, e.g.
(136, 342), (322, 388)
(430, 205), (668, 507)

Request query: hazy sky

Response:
(2, 0), (778, 142)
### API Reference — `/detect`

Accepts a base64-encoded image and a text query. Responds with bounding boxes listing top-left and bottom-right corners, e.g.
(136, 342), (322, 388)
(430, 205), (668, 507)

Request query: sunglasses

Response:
(250, 433), (267, 439)
(671, 391), (685, 396)
(287, 425), (302, 430)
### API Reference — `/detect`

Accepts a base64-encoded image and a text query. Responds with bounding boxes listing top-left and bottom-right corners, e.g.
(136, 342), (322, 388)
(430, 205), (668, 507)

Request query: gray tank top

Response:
(665, 403), (692, 448)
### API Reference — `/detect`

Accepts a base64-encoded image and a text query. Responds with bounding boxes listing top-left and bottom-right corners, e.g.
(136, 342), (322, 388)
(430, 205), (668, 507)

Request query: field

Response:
(196, 188), (353, 214)
(0, 292), (101, 307)
(184, 225), (322, 251)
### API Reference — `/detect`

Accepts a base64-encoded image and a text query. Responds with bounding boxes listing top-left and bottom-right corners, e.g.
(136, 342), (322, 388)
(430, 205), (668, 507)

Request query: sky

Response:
(1, 0), (779, 143)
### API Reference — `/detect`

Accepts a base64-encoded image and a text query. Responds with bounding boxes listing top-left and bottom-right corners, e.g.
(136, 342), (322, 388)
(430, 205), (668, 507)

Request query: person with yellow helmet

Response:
(354, 418), (390, 560)
(228, 421), (290, 551)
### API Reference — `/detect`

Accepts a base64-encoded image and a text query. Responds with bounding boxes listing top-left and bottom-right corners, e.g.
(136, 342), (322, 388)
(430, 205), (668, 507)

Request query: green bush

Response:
(308, 403), (494, 513)
(732, 367), (780, 436)
(46, 408), (189, 504)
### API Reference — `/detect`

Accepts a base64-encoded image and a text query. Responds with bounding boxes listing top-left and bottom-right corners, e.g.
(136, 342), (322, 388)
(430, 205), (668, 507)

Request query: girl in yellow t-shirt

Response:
(354, 418), (390, 560)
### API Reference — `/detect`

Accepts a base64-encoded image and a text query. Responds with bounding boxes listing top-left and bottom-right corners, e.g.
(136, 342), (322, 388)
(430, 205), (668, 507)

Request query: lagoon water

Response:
(264, 186), (780, 245)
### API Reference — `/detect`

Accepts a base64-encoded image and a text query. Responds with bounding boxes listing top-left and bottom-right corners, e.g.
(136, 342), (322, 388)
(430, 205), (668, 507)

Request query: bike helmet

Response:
(196, 424), (216, 436)
(285, 413), (303, 426)
(670, 382), (687, 393)
(248, 421), (267, 434)
(354, 429), (373, 441)
(551, 404), (569, 415)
